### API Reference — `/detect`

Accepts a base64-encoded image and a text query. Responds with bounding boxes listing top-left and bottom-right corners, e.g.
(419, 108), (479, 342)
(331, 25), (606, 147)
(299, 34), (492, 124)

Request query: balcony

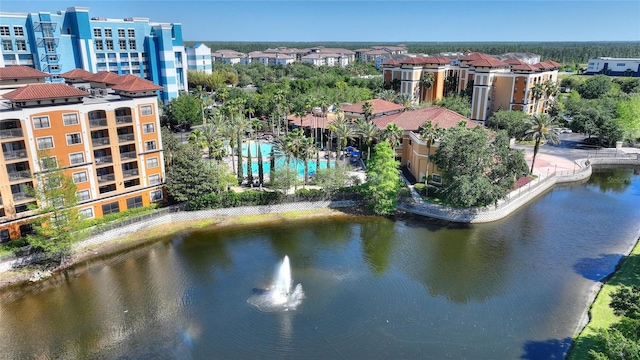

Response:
(99, 184), (117, 194)
(0, 128), (24, 139)
(8, 170), (31, 181)
(95, 155), (113, 165)
(116, 115), (133, 124)
(120, 151), (137, 160)
(89, 119), (108, 128)
(118, 133), (135, 143)
(122, 169), (139, 178)
(97, 173), (116, 183)
(92, 137), (111, 147)
(3, 149), (28, 161)
(12, 192), (34, 202)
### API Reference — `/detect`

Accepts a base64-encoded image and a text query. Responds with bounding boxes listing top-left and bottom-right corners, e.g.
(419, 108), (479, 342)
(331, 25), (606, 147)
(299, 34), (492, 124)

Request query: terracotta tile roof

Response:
(512, 63), (540, 72)
(469, 58), (509, 67)
(503, 58), (527, 66)
(535, 60), (561, 70)
(2, 83), (89, 101)
(286, 112), (338, 129)
(341, 99), (405, 115)
(422, 56), (452, 65)
(381, 59), (400, 66)
(0, 65), (49, 80)
(59, 68), (94, 80)
(110, 74), (142, 84)
(459, 52), (496, 61)
(371, 106), (476, 131)
(85, 71), (123, 84)
(400, 57), (428, 65)
(546, 60), (562, 67)
(111, 77), (163, 92)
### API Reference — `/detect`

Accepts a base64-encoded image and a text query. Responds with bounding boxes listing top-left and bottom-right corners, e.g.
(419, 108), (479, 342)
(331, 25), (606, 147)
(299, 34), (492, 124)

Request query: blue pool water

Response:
(243, 158), (332, 178)
(241, 142), (273, 157)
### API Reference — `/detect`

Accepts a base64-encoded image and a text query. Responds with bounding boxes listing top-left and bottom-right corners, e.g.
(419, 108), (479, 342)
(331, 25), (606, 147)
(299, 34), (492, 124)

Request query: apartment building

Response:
(382, 52), (561, 124)
(211, 49), (245, 65)
(186, 43), (213, 74)
(0, 66), (165, 242)
(0, 6), (187, 103)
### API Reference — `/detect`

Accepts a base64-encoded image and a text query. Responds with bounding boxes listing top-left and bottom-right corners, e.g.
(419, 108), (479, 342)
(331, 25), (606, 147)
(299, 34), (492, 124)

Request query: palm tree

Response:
(187, 129), (207, 149)
(382, 123), (404, 149)
(273, 90), (288, 136)
(299, 136), (316, 186)
(376, 89), (397, 103)
(419, 72), (435, 104)
(531, 82), (545, 113)
(193, 85), (207, 125)
(397, 93), (412, 108)
(543, 80), (560, 109)
(357, 119), (379, 161)
(272, 135), (293, 186)
(226, 115), (252, 184)
(418, 120), (441, 182)
(524, 114), (561, 175)
(329, 114), (356, 164)
(251, 119), (264, 185)
(361, 100), (374, 121)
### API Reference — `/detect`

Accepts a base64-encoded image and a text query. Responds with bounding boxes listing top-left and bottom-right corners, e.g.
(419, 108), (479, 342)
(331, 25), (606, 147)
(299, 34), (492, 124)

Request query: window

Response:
(15, 40), (26, 51)
(149, 174), (161, 185)
(45, 40), (55, 52)
(150, 189), (163, 202)
(102, 202), (120, 215)
(119, 39), (127, 50)
(95, 41), (103, 51)
(2, 40), (12, 52)
(140, 105), (153, 116)
(128, 29), (135, 37)
(41, 156), (57, 170)
(14, 26), (24, 36)
(66, 133), (82, 145)
(48, 54), (58, 62)
(118, 28), (125, 37)
(617, 63), (625, 67)
(106, 40), (113, 50)
(72, 171), (88, 184)
(104, 28), (112, 37)
(77, 190), (91, 202)
(46, 177), (62, 189)
(0, 26), (9, 36)
(37, 137), (54, 150)
(143, 123), (155, 133)
(63, 113), (79, 126)
(0, 229), (9, 243)
(431, 174), (443, 185)
(126, 196), (143, 209)
(94, 28), (102, 38)
(146, 157), (159, 168)
(79, 207), (94, 219)
(32, 116), (50, 129)
(50, 65), (59, 71)
(145, 141), (157, 152)
(69, 152), (85, 165)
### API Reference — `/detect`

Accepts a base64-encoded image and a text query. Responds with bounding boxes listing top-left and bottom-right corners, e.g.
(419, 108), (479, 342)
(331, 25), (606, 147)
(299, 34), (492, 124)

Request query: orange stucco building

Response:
(0, 66), (166, 241)
(381, 53), (561, 124)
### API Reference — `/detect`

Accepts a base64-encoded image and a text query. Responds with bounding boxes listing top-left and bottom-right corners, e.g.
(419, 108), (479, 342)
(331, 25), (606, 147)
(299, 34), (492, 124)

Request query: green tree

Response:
(26, 155), (81, 265)
(163, 93), (201, 130)
(486, 110), (530, 139)
(578, 75), (613, 99)
(363, 141), (401, 215)
(362, 100), (374, 121)
(531, 82), (545, 110)
(419, 72), (435, 104)
(377, 89), (397, 103)
(610, 285), (640, 319)
(615, 95), (640, 142)
(357, 119), (380, 161)
(433, 94), (471, 117)
(381, 123), (404, 149)
(418, 120), (442, 182)
(329, 114), (357, 162)
(524, 114), (561, 174)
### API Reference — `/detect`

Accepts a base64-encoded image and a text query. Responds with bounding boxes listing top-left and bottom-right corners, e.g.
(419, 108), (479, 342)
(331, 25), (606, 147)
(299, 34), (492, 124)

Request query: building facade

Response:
(0, 6), (187, 103)
(186, 43), (212, 74)
(0, 66), (166, 242)
(585, 57), (640, 77)
(382, 52), (561, 124)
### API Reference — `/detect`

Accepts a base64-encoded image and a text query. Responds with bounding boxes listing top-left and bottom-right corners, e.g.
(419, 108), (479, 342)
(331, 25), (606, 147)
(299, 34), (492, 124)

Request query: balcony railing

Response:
(8, 170), (31, 181)
(92, 137), (110, 147)
(0, 128), (24, 139)
(122, 169), (139, 178)
(89, 118), (108, 128)
(97, 174), (116, 183)
(120, 151), (137, 160)
(95, 155), (113, 165)
(3, 149), (28, 160)
(115, 115), (133, 124)
(12, 192), (34, 201)
(118, 133), (135, 143)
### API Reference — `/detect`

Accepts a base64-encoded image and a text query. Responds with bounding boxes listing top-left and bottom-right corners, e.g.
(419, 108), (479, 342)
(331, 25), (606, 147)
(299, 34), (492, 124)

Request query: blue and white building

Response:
(585, 57), (640, 77)
(185, 43), (212, 74)
(0, 6), (187, 102)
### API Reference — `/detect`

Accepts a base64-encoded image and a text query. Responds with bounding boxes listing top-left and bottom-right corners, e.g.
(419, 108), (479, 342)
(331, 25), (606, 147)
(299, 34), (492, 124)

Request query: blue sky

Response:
(2, 1), (639, 42)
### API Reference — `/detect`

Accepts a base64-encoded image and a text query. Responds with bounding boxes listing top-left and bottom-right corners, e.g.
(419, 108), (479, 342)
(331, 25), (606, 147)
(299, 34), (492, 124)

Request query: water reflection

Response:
(360, 217), (396, 275)
(589, 167), (637, 193)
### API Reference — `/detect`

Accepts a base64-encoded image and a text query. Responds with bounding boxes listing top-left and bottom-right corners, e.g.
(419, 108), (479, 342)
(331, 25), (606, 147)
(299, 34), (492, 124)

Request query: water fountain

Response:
(247, 255), (305, 312)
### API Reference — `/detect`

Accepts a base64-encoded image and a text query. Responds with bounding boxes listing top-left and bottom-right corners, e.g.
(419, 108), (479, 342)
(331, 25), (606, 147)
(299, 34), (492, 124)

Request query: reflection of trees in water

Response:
(360, 217), (396, 275)
(398, 223), (512, 304)
(589, 167), (635, 193)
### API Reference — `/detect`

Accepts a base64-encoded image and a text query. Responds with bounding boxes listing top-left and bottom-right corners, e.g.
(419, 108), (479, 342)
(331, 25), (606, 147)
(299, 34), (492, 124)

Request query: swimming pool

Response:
(240, 142), (273, 157)
(242, 158), (333, 178)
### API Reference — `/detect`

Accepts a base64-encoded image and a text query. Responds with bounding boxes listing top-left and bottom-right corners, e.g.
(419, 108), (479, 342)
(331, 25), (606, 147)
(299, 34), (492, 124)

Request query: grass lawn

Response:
(567, 237), (640, 359)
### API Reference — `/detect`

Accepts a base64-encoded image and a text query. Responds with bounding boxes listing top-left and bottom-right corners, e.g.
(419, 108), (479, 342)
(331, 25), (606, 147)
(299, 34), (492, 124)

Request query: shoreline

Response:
(0, 207), (366, 295)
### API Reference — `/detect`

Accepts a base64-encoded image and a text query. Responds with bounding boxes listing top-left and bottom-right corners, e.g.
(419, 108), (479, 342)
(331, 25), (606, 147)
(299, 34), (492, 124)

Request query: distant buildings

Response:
(186, 43), (213, 74)
(0, 66), (166, 241)
(382, 52), (562, 123)
(0, 6), (187, 103)
(585, 57), (640, 77)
